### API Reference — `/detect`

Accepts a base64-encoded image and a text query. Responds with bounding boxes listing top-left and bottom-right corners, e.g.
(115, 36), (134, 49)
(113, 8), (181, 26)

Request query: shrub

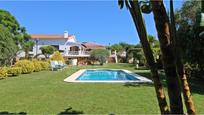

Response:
(14, 60), (34, 74)
(39, 61), (50, 70)
(0, 67), (8, 79)
(40, 45), (56, 58)
(8, 67), (22, 76)
(32, 60), (42, 72)
(90, 49), (110, 65)
(50, 51), (65, 62)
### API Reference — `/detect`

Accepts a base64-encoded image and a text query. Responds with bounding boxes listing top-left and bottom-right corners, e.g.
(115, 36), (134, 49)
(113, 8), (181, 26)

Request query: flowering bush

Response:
(0, 67), (8, 79)
(50, 51), (65, 62)
(32, 60), (42, 72)
(7, 67), (22, 76)
(14, 60), (34, 74)
(39, 61), (50, 70)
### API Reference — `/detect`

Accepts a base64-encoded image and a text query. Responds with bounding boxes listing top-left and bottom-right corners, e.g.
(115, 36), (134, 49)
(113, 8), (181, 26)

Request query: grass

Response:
(0, 63), (203, 114)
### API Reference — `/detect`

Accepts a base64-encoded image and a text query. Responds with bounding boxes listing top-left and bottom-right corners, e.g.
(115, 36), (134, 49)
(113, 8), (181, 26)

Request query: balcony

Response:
(64, 51), (90, 57)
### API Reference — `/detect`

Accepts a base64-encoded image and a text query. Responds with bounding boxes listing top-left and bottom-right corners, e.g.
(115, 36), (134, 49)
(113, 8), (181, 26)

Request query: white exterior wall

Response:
(16, 35), (91, 58)
(33, 45), (42, 55)
(59, 45), (66, 51)
(17, 39), (68, 58)
(32, 44), (68, 55)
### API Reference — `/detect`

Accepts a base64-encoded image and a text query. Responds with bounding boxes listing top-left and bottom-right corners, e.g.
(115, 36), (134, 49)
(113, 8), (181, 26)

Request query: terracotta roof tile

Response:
(31, 34), (73, 39)
(82, 42), (105, 49)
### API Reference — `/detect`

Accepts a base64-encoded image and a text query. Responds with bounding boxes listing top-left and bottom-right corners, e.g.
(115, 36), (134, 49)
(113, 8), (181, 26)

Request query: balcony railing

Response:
(64, 51), (90, 57)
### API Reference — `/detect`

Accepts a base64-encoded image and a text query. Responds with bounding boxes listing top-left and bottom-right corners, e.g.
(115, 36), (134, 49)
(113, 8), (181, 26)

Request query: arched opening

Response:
(70, 46), (79, 51)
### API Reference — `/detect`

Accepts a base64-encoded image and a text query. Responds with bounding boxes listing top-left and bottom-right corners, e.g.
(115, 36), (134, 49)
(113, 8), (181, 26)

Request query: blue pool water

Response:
(76, 70), (139, 81)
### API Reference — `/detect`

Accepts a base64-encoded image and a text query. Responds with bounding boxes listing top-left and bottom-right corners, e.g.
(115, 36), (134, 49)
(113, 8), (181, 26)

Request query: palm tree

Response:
(118, 0), (169, 113)
(169, 0), (196, 114)
(151, 0), (183, 114)
(22, 41), (34, 59)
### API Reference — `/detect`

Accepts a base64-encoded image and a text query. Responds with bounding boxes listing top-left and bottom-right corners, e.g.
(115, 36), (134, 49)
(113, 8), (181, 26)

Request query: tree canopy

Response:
(0, 25), (17, 65)
(90, 49), (109, 65)
(0, 9), (20, 36)
(108, 36), (159, 64)
(175, 0), (204, 76)
(0, 9), (34, 60)
(40, 45), (56, 58)
(110, 44), (123, 52)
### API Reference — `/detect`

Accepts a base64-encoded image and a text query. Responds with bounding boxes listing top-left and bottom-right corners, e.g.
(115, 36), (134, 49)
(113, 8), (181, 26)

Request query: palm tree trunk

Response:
(151, 0), (183, 114)
(169, 0), (196, 114)
(128, 1), (169, 114)
(25, 49), (29, 59)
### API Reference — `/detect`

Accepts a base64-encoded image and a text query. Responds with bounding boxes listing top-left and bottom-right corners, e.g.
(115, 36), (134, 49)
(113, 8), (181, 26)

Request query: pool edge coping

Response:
(64, 69), (152, 83)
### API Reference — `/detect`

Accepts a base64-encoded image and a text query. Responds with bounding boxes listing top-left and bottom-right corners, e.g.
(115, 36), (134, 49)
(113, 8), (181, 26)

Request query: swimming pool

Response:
(64, 69), (152, 83)
(76, 70), (138, 80)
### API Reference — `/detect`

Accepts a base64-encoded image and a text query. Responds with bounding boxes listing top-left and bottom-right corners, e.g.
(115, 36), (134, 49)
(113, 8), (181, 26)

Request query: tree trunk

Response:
(151, 0), (183, 114)
(25, 50), (29, 59)
(128, 1), (169, 114)
(170, 0), (196, 114)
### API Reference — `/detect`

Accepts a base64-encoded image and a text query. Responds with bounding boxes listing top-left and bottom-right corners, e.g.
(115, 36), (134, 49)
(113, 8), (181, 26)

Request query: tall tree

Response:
(0, 25), (17, 66)
(118, 0), (169, 113)
(110, 44), (123, 52)
(170, 0), (196, 114)
(0, 10), (20, 36)
(147, 35), (157, 47)
(0, 9), (33, 60)
(175, 0), (204, 78)
(22, 41), (34, 59)
(90, 49), (110, 65)
(151, 0), (183, 113)
(119, 42), (135, 62)
(147, 35), (160, 60)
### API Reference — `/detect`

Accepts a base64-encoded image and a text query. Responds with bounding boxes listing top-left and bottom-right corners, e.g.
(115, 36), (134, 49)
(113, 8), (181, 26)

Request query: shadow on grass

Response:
(124, 82), (154, 87)
(58, 107), (83, 114)
(123, 71), (155, 88)
(189, 78), (204, 95)
(0, 111), (26, 114)
(136, 71), (167, 87)
(133, 71), (204, 95)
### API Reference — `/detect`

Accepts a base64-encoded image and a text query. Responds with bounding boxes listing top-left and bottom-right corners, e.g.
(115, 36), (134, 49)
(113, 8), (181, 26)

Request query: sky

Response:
(0, 0), (184, 45)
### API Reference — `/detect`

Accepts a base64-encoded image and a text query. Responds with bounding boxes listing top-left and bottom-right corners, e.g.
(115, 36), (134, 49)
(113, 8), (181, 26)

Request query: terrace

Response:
(64, 51), (91, 57)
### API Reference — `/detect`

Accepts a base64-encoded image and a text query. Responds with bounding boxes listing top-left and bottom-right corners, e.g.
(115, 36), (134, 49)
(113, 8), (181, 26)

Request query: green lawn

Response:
(0, 63), (203, 114)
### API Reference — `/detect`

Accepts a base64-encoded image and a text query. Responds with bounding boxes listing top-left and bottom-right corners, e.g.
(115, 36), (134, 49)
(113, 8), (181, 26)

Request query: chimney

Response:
(64, 31), (68, 38)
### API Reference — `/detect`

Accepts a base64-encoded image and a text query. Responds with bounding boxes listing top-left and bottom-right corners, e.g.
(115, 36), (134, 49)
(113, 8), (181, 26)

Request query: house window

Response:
(59, 50), (64, 53)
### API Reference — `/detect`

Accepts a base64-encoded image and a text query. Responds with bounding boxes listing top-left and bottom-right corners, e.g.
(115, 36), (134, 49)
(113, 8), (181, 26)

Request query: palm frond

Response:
(118, 0), (124, 9)
(118, 0), (131, 9)
(125, 0), (131, 9)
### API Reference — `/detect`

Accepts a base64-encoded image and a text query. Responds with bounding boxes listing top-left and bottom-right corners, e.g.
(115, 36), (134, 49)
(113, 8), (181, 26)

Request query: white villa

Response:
(17, 31), (117, 65)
